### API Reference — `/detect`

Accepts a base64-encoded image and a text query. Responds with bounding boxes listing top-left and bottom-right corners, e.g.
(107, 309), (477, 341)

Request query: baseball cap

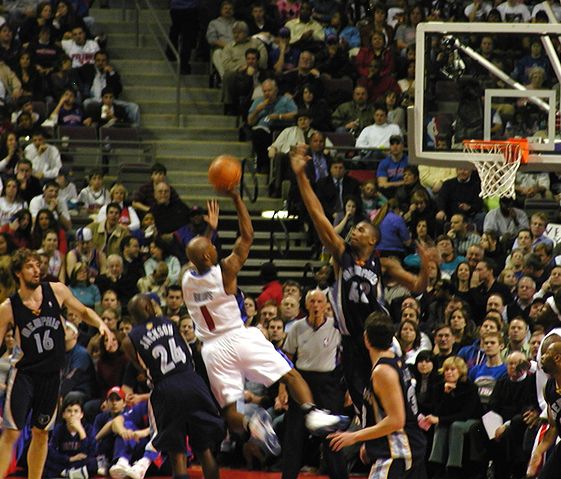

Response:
(389, 134), (402, 144)
(76, 227), (92, 242)
(106, 386), (126, 401)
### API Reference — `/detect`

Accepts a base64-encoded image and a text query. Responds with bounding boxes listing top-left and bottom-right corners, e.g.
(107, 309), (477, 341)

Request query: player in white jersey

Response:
(182, 189), (349, 456)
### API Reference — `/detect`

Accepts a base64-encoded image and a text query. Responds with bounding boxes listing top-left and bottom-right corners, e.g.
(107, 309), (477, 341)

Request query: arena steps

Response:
(92, 5), (318, 290)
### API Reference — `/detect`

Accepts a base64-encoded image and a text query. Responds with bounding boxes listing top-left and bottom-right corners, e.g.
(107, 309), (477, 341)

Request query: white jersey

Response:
(182, 264), (244, 342)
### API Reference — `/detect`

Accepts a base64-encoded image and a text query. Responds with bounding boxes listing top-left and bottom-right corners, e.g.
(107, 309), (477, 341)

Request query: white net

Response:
(463, 141), (523, 199)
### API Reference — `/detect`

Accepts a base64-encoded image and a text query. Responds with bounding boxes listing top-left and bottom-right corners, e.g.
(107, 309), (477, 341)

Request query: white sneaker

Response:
(248, 408), (281, 456)
(305, 408), (350, 436)
(127, 457), (151, 479)
(68, 466), (89, 479)
(109, 458), (131, 479)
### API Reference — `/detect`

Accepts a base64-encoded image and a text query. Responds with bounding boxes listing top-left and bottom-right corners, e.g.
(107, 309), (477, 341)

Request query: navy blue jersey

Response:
(128, 316), (194, 384)
(10, 282), (65, 373)
(545, 376), (561, 439)
(330, 244), (387, 337)
(363, 356), (426, 463)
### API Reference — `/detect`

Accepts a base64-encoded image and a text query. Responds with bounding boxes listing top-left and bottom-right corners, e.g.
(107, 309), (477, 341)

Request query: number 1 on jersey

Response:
(200, 305), (216, 331)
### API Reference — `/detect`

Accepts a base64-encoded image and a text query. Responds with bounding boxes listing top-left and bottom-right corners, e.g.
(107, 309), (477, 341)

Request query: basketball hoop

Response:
(462, 138), (529, 199)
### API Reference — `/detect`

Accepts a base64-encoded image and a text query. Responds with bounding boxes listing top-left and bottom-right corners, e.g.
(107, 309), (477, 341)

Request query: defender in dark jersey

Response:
(328, 312), (427, 479)
(290, 144), (435, 410)
(122, 294), (225, 479)
(0, 249), (112, 479)
(528, 338), (561, 479)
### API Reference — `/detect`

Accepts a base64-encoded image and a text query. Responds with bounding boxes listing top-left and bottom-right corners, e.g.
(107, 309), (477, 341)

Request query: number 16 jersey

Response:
(182, 264), (245, 342)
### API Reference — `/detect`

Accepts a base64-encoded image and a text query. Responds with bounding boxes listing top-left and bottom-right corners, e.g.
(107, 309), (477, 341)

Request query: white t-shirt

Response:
(0, 197), (25, 225)
(464, 2), (493, 21)
(532, 1), (561, 21)
(355, 122), (402, 149)
(61, 39), (100, 68)
(497, 1), (531, 22)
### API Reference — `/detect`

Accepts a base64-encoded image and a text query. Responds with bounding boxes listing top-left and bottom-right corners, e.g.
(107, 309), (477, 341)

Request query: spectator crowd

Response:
(1, 0), (561, 479)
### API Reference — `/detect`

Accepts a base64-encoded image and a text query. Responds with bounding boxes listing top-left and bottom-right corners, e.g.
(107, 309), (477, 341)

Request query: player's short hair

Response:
(364, 311), (395, 350)
(11, 248), (40, 277)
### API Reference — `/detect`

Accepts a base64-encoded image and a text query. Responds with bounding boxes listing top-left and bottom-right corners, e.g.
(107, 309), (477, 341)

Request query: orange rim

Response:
(462, 138), (529, 164)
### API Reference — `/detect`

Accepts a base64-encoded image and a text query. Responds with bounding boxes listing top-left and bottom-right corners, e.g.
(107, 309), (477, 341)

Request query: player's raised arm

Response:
(222, 189), (254, 282)
(52, 282), (113, 339)
(290, 145), (345, 260)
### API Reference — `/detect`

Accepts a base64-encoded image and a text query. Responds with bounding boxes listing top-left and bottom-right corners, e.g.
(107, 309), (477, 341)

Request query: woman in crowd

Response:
(333, 195), (364, 239)
(19, 1), (54, 46)
(404, 189), (436, 238)
(0, 208), (32, 248)
(480, 230), (506, 269)
(69, 262), (101, 309)
(15, 51), (42, 99)
(397, 318), (425, 365)
(96, 182), (140, 231)
(295, 84), (332, 132)
(37, 229), (65, 282)
(395, 4), (424, 52)
(413, 350), (438, 416)
(96, 333), (128, 394)
(143, 236), (181, 285)
(384, 89), (405, 132)
(498, 267), (518, 295)
(423, 357), (482, 474)
(0, 177), (26, 225)
(447, 307), (477, 348)
(451, 261), (471, 303)
(100, 289), (121, 315)
(0, 132), (23, 175)
(244, 295), (258, 327)
(31, 208), (67, 254)
(355, 30), (395, 83)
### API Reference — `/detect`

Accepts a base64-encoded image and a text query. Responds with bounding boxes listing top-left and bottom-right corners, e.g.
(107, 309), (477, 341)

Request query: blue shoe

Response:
(305, 408), (351, 436)
(248, 408), (281, 456)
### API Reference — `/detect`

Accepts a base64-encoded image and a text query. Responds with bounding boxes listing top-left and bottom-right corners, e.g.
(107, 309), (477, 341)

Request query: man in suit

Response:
(316, 157), (360, 220)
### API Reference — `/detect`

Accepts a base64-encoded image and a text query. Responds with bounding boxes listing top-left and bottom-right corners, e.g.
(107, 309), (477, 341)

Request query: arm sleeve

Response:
(43, 147), (62, 179)
(127, 207), (140, 231)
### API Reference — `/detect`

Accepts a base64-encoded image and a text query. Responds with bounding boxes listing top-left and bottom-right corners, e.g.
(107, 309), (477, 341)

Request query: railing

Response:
(132, 0), (183, 126)
(47, 137), (155, 183)
(267, 210), (295, 260)
(240, 158), (259, 203)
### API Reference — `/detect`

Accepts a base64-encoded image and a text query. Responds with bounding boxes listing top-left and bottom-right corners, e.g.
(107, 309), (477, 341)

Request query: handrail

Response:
(240, 158), (258, 203)
(133, 0), (182, 126)
(268, 210), (291, 260)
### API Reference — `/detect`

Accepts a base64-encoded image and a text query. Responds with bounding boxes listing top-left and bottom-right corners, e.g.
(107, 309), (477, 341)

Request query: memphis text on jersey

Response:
(20, 316), (61, 338)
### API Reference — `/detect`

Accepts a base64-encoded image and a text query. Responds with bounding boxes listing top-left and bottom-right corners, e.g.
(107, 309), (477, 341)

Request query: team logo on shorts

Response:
(37, 414), (51, 427)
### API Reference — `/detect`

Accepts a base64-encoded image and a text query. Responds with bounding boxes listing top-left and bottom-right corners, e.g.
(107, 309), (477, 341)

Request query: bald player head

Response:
(541, 339), (561, 375)
(128, 294), (156, 323)
(186, 236), (218, 273)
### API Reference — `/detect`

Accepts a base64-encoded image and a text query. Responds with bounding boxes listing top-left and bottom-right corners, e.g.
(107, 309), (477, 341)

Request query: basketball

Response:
(208, 155), (242, 192)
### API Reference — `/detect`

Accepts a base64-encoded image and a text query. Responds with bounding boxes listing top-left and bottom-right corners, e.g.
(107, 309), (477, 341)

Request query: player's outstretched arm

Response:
(222, 190), (254, 283)
(52, 282), (113, 339)
(290, 144), (345, 260)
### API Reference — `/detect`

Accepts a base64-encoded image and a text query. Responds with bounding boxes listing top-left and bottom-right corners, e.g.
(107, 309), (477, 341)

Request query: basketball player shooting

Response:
(0, 249), (113, 479)
(182, 187), (349, 456)
(290, 144), (436, 411)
